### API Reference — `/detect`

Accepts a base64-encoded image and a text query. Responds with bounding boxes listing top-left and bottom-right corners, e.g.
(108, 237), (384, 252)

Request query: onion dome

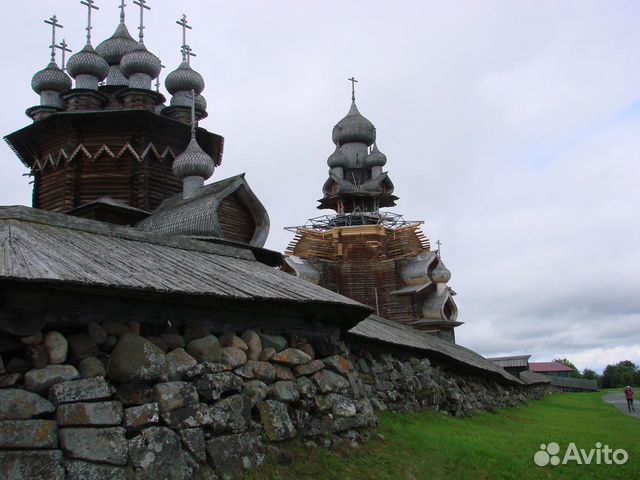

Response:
(332, 101), (376, 146)
(165, 61), (205, 96)
(96, 21), (139, 86)
(173, 137), (214, 180)
(66, 44), (109, 90)
(32, 62), (72, 95)
(431, 260), (451, 283)
(170, 91), (207, 113)
(327, 145), (348, 168)
(365, 143), (387, 167)
(120, 43), (162, 90)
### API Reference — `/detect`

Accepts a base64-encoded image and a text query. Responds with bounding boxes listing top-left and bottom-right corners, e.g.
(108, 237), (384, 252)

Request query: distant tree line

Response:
(553, 358), (639, 388)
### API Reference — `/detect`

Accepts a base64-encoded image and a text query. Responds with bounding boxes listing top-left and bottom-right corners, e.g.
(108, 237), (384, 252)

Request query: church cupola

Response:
(164, 15), (208, 123)
(318, 78), (397, 216)
(172, 90), (215, 199)
(119, 0), (162, 90)
(66, 1), (109, 90)
(96, 0), (139, 86)
(30, 16), (72, 113)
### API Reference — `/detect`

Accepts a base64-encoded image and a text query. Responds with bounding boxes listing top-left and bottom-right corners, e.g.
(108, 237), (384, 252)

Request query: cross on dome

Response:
(348, 76), (358, 101)
(80, 0), (99, 45)
(44, 15), (64, 63)
(119, 0), (127, 21)
(55, 39), (72, 71)
(132, 0), (151, 42)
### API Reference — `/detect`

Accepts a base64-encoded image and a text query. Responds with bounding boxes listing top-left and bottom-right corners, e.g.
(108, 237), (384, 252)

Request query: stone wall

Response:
(0, 322), (552, 479)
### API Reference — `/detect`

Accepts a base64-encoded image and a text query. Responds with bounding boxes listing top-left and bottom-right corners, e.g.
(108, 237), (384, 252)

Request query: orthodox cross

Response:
(44, 15), (64, 63)
(155, 63), (165, 93)
(119, 0), (126, 22)
(55, 39), (72, 71)
(80, 0), (99, 45)
(436, 239), (442, 256)
(133, 0), (150, 42)
(177, 14), (192, 52)
(348, 76), (358, 101)
(181, 45), (197, 65)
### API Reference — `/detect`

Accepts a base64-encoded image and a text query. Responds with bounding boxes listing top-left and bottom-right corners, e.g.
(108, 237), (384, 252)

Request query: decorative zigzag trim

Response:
(32, 142), (178, 172)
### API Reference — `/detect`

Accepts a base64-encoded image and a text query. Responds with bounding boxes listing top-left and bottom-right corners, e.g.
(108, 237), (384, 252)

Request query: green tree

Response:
(601, 361), (639, 388)
(582, 368), (598, 380)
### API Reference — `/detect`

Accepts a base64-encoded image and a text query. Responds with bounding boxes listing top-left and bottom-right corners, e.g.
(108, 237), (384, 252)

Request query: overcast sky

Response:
(1, 1), (638, 372)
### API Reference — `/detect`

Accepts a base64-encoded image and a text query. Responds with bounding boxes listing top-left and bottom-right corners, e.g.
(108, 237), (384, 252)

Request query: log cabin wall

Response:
(217, 192), (257, 244)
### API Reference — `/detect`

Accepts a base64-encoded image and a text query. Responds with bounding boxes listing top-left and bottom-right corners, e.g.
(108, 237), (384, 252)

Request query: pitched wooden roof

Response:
(349, 315), (523, 384)
(0, 207), (368, 317)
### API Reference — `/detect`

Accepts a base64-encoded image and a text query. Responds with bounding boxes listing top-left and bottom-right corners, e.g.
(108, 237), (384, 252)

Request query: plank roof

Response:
(0, 207), (368, 315)
(349, 315), (523, 384)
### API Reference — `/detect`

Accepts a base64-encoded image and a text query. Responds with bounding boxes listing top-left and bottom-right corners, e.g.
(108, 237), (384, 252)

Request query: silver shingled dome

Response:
(165, 61), (205, 96)
(332, 101), (376, 146)
(173, 137), (214, 180)
(431, 260), (451, 283)
(170, 91), (207, 112)
(365, 143), (387, 167)
(32, 62), (72, 94)
(120, 43), (162, 80)
(327, 145), (348, 168)
(96, 22), (139, 65)
(66, 44), (110, 81)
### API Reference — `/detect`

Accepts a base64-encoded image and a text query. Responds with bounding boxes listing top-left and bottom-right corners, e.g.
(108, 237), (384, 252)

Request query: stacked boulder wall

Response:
(0, 318), (552, 479)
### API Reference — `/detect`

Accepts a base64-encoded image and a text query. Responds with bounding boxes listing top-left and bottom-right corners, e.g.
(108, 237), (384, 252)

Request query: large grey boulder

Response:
(0, 389), (55, 419)
(78, 357), (106, 378)
(154, 381), (199, 413)
(234, 361), (276, 382)
(129, 427), (197, 480)
(269, 381), (300, 403)
(107, 333), (167, 383)
(43, 331), (68, 364)
(240, 330), (262, 361)
(160, 403), (214, 429)
(0, 451), (64, 480)
(221, 346), (247, 368)
(186, 335), (221, 363)
(243, 380), (269, 406)
(257, 400), (295, 441)
(270, 348), (312, 366)
(312, 369), (350, 393)
(25, 365), (80, 393)
(49, 377), (112, 406)
(0, 420), (58, 448)
(164, 348), (197, 380)
(209, 394), (252, 434)
(123, 403), (160, 430)
(56, 401), (123, 426)
(257, 333), (287, 352)
(60, 427), (128, 465)
(179, 428), (206, 464)
(194, 372), (243, 401)
(206, 432), (265, 479)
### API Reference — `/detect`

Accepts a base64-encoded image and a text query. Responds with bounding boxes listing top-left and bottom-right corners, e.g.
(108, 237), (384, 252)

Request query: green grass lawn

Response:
(246, 389), (638, 480)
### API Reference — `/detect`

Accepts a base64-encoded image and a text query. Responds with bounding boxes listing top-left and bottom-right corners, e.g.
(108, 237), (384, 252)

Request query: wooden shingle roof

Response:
(349, 315), (523, 384)
(0, 207), (368, 316)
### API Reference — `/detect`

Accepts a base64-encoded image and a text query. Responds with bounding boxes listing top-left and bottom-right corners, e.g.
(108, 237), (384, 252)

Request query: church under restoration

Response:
(284, 85), (462, 343)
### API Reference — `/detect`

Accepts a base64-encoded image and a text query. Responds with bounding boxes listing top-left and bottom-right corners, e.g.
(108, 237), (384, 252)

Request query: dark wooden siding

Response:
(217, 192), (256, 244)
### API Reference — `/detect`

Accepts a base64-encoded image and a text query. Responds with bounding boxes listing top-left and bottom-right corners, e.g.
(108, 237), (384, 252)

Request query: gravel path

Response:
(602, 392), (640, 419)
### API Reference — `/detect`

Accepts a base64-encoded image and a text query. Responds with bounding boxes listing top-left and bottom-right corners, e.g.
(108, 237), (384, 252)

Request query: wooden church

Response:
(5, 2), (269, 246)
(283, 82), (463, 342)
